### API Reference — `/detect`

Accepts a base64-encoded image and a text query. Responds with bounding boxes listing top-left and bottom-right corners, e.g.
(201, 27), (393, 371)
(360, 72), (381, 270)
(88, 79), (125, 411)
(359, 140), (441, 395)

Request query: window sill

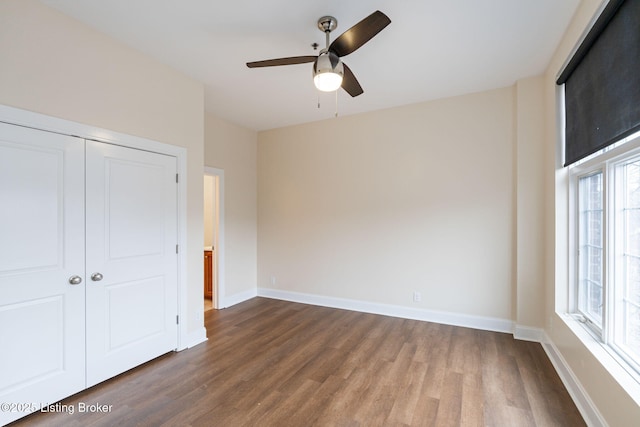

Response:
(558, 312), (640, 407)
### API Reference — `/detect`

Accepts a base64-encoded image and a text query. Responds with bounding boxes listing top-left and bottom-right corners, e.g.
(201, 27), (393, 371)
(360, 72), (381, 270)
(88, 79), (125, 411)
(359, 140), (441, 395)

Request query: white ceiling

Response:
(39, 0), (580, 131)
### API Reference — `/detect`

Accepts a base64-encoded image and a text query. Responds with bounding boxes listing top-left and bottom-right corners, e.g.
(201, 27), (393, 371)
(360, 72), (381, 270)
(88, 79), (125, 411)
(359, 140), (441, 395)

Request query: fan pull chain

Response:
(316, 92), (339, 117)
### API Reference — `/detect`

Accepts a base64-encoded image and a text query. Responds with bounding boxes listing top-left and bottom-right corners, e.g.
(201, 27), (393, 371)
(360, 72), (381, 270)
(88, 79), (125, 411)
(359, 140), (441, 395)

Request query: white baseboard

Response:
(185, 327), (208, 349)
(257, 287), (514, 334)
(541, 333), (607, 427)
(221, 288), (257, 308)
(514, 325), (545, 342)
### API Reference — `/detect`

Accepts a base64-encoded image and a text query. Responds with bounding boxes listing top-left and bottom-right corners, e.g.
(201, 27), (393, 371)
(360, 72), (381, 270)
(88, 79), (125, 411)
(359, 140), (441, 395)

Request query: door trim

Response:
(0, 104), (190, 351)
(204, 167), (226, 309)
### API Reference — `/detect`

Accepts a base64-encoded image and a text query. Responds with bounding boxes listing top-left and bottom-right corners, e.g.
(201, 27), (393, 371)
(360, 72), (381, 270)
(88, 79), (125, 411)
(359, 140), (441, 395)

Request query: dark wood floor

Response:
(10, 297), (585, 427)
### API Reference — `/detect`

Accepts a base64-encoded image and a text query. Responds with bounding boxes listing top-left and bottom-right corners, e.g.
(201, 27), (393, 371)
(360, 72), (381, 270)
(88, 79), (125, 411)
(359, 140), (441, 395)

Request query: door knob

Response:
(91, 272), (104, 282)
(69, 275), (82, 285)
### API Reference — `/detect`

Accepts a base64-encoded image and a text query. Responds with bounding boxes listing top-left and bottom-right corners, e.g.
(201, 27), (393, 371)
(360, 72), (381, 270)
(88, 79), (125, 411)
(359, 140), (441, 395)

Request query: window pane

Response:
(624, 300), (640, 361)
(623, 254), (640, 358)
(578, 172), (604, 328)
(617, 160), (640, 363)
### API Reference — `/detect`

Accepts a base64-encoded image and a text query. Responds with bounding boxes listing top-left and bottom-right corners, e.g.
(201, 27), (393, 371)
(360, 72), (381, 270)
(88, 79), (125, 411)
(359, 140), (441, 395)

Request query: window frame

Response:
(569, 132), (640, 380)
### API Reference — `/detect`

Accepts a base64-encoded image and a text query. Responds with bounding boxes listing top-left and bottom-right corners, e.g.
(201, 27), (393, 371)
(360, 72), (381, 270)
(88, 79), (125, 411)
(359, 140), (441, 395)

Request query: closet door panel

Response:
(0, 123), (85, 425)
(85, 141), (178, 387)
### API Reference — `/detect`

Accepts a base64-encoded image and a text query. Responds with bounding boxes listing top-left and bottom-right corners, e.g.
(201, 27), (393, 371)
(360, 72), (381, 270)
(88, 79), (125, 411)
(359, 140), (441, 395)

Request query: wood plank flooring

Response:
(9, 297), (585, 427)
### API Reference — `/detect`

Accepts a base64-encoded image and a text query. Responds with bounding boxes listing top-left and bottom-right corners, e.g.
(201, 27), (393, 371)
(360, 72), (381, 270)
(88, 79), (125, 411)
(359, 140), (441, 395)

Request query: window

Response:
(614, 158), (640, 370)
(572, 138), (640, 376)
(577, 171), (604, 329)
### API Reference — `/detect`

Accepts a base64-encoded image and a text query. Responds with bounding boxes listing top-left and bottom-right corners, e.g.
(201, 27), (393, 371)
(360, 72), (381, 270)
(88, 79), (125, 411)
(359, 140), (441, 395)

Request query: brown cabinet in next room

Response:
(204, 250), (213, 298)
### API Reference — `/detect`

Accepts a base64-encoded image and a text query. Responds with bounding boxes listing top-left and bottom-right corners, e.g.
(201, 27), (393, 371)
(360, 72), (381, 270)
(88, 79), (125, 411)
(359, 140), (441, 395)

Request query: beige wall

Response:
(516, 76), (546, 329)
(204, 113), (258, 301)
(544, 0), (640, 425)
(258, 87), (516, 321)
(0, 0), (205, 335)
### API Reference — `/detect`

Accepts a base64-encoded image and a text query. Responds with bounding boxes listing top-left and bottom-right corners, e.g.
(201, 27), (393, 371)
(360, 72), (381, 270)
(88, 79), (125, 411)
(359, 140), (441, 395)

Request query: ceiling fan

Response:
(246, 10), (391, 97)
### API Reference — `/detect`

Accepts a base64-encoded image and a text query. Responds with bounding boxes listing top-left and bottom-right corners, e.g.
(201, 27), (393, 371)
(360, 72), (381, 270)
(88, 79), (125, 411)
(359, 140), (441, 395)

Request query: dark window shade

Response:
(558, 0), (640, 167)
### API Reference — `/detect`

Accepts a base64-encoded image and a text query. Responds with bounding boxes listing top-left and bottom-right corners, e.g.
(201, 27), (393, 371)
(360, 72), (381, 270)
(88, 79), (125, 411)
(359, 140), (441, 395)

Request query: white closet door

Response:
(85, 141), (178, 387)
(0, 123), (85, 425)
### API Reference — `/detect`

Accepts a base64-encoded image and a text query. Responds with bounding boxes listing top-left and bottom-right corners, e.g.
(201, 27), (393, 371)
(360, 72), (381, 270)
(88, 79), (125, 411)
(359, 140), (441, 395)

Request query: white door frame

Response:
(204, 167), (226, 309)
(0, 104), (190, 350)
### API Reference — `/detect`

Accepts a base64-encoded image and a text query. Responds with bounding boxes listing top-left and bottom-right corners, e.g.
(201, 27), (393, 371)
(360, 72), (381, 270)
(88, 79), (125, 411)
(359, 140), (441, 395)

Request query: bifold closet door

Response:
(0, 123), (86, 425)
(85, 141), (178, 387)
(0, 123), (179, 425)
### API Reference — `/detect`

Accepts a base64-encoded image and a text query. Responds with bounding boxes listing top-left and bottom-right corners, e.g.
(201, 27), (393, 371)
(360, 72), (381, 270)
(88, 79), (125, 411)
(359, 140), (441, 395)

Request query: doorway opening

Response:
(204, 167), (225, 310)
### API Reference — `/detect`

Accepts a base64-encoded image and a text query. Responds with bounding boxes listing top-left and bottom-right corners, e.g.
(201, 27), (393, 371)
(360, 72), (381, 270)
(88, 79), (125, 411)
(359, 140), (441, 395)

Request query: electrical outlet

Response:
(270, 275), (276, 286)
(413, 291), (421, 303)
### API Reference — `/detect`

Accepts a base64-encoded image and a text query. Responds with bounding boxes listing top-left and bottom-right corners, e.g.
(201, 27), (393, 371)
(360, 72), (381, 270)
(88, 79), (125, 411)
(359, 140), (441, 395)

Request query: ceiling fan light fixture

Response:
(314, 71), (343, 92)
(313, 52), (344, 92)
(247, 11), (390, 98)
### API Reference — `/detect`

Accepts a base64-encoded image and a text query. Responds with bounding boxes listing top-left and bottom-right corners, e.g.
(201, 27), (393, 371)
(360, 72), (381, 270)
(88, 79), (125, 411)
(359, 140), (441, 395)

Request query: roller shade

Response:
(558, 0), (640, 166)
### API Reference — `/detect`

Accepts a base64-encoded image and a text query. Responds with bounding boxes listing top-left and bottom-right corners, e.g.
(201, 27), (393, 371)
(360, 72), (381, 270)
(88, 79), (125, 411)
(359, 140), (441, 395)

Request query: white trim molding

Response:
(186, 327), (208, 349)
(221, 288), (258, 308)
(541, 332), (608, 427)
(204, 167), (225, 310)
(257, 288), (514, 334)
(513, 325), (546, 342)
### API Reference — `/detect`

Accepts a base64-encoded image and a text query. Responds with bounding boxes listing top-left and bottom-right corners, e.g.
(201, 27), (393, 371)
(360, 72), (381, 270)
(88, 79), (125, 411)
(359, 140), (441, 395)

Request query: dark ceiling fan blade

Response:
(329, 10), (391, 58)
(341, 63), (363, 97)
(246, 56), (317, 68)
